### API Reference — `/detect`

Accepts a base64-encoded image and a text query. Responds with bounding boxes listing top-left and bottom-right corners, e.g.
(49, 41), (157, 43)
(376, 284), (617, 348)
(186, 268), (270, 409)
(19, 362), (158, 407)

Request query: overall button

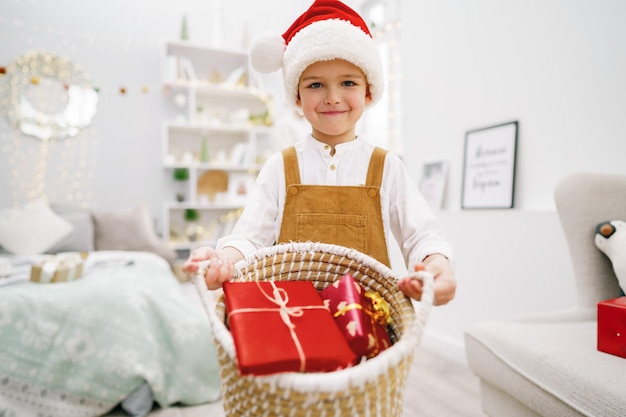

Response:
(289, 187), (299, 196)
(368, 189), (378, 197)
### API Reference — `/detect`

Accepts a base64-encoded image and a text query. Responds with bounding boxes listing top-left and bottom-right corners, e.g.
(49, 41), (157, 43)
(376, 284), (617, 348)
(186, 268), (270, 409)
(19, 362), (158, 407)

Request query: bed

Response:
(0, 202), (221, 417)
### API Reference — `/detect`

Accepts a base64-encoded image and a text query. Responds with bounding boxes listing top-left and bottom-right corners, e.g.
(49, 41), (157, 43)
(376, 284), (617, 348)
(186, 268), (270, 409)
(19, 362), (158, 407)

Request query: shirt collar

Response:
(305, 135), (362, 155)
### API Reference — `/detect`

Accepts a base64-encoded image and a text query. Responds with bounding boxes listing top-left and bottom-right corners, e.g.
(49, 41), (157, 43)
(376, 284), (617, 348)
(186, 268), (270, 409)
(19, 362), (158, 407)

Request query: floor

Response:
(112, 345), (487, 417)
(403, 346), (487, 417)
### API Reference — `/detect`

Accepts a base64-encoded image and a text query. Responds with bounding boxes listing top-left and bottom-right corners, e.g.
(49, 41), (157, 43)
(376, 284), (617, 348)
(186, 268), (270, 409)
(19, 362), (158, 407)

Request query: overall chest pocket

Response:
(296, 213), (368, 255)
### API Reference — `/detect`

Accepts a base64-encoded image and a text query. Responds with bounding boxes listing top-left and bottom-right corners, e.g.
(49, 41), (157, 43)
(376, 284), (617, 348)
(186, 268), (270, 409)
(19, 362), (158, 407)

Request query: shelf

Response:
(168, 240), (218, 250)
(164, 162), (262, 172)
(165, 201), (244, 210)
(164, 81), (267, 99)
(164, 121), (272, 134)
(165, 41), (247, 63)
(161, 40), (275, 252)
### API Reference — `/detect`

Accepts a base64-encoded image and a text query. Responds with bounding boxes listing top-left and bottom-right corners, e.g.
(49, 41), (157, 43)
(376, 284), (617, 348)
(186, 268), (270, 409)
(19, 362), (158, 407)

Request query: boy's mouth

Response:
(320, 110), (346, 116)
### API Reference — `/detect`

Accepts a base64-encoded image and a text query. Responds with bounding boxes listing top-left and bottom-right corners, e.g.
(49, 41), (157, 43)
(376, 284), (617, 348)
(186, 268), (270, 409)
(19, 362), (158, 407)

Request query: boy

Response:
(184, 0), (456, 306)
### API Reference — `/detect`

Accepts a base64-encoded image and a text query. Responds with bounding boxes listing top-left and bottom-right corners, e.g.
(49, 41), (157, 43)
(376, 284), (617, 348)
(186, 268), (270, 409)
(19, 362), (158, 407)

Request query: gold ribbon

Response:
(364, 291), (392, 326)
(330, 289), (391, 358)
(333, 303), (363, 317)
(332, 291), (391, 326)
(228, 281), (328, 373)
(35, 254), (83, 283)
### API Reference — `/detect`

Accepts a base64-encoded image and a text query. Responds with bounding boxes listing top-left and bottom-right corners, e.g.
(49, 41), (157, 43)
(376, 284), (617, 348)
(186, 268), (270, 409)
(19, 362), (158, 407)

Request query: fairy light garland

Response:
(0, 121), (98, 208)
(0, 51), (98, 207)
(365, 16), (404, 156)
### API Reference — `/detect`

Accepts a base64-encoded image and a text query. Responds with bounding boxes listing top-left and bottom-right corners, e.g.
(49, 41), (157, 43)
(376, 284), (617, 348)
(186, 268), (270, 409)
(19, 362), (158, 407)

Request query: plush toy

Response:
(595, 220), (626, 295)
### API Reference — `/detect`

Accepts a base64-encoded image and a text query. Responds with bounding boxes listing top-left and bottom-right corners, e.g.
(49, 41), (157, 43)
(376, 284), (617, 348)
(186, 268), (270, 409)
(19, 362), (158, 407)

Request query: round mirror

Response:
(1, 51), (98, 140)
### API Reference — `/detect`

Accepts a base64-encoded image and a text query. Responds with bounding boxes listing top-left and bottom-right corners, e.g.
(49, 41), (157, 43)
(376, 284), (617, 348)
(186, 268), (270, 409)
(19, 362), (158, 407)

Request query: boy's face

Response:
(296, 59), (372, 146)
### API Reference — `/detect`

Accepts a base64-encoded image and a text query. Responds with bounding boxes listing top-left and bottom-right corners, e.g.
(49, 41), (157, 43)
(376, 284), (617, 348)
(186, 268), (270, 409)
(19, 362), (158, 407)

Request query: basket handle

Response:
(190, 263), (240, 357)
(405, 269), (435, 337)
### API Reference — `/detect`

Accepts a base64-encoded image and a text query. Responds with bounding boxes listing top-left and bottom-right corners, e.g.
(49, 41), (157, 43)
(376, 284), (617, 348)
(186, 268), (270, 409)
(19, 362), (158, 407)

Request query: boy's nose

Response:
(324, 88), (341, 104)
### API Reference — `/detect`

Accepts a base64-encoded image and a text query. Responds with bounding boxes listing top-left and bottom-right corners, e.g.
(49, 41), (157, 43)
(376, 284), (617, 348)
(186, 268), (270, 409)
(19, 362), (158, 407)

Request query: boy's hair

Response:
(250, 0), (383, 109)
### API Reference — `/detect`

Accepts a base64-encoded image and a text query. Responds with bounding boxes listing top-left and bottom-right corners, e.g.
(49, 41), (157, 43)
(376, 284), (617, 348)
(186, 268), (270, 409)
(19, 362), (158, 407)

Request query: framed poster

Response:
(461, 121), (518, 209)
(419, 160), (449, 210)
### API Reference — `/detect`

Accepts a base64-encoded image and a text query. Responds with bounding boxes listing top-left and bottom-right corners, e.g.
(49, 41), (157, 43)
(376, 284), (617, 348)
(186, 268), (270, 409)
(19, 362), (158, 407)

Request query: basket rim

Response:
(192, 242), (434, 394)
(233, 241), (397, 280)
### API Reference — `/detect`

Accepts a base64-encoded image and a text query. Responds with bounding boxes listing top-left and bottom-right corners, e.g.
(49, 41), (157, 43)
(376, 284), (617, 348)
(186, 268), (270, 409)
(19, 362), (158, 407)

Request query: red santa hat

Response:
(249, 0), (383, 108)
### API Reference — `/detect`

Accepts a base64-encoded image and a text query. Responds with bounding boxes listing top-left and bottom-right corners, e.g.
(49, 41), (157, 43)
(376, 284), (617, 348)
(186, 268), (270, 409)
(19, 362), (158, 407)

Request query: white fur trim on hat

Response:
(250, 18), (384, 110)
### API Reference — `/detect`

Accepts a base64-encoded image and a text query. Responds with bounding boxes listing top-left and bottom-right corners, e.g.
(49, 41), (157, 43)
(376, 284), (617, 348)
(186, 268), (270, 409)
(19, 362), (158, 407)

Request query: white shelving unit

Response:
(161, 41), (274, 253)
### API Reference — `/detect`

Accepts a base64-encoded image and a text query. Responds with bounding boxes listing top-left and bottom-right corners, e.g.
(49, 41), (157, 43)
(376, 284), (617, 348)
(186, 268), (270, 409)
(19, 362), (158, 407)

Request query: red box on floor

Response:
(223, 280), (356, 376)
(597, 297), (626, 359)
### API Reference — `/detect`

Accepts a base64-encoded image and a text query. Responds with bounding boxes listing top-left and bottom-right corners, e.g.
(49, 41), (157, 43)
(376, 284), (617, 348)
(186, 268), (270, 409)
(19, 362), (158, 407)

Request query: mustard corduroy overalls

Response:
(277, 146), (391, 267)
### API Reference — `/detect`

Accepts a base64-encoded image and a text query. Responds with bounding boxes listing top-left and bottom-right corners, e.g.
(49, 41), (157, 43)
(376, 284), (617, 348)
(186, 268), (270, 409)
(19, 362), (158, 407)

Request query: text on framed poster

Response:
(461, 121), (518, 209)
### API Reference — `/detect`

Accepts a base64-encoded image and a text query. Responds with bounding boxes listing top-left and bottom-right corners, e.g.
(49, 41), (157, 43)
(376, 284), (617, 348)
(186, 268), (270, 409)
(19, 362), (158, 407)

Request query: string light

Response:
(0, 13), (165, 95)
(366, 13), (404, 156)
(0, 51), (98, 207)
(0, 122), (98, 207)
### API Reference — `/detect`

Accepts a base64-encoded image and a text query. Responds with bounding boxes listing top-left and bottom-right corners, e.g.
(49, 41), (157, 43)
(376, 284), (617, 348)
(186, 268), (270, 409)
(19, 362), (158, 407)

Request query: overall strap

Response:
(365, 147), (387, 187)
(282, 146), (301, 186)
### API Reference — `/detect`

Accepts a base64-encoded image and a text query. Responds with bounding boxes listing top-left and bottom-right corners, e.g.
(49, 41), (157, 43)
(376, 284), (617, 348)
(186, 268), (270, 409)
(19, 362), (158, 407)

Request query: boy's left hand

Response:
(397, 254), (456, 306)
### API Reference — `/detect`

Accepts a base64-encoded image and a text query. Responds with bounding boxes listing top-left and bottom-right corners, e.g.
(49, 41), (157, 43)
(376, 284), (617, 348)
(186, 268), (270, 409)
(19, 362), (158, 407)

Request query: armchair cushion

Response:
(465, 316), (626, 417)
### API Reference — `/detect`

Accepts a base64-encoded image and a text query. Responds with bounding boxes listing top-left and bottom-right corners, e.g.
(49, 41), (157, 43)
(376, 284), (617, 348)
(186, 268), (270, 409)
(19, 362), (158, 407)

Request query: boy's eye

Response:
(308, 82), (323, 89)
(342, 80), (356, 87)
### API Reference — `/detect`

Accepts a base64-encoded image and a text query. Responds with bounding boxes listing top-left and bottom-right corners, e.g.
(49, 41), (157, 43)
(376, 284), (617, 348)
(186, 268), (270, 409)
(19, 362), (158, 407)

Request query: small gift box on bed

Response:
(30, 253), (84, 283)
(597, 297), (626, 358)
(320, 274), (393, 360)
(223, 280), (356, 376)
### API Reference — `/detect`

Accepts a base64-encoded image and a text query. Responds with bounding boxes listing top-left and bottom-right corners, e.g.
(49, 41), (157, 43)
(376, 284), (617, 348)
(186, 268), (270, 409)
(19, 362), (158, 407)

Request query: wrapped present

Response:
(320, 274), (392, 360)
(223, 280), (356, 376)
(597, 297), (626, 358)
(30, 253), (85, 283)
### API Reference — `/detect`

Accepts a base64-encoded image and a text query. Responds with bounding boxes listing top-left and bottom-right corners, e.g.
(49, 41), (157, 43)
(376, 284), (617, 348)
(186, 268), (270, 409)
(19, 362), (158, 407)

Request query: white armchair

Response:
(464, 172), (626, 417)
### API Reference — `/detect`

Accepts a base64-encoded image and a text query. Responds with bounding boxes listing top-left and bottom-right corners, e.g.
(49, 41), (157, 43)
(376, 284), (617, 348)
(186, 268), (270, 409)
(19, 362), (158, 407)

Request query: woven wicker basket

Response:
(193, 242), (434, 417)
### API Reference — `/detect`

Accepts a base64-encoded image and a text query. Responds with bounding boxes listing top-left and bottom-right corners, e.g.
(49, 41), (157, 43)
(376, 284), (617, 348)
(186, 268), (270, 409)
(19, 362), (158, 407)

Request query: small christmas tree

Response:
(180, 15), (189, 41)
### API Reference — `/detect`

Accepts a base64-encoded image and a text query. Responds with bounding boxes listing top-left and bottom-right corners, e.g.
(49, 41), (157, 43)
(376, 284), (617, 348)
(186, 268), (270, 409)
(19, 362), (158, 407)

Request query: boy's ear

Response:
(365, 86), (373, 104)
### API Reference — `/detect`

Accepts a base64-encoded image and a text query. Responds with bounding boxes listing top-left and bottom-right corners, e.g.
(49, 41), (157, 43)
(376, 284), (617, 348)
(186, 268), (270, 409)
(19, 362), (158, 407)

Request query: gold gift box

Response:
(30, 253), (86, 283)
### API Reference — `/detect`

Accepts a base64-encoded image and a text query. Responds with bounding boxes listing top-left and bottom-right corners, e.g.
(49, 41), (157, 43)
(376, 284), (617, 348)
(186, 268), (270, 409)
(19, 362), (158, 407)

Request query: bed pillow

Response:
(92, 204), (177, 262)
(0, 200), (74, 255)
(47, 203), (96, 253)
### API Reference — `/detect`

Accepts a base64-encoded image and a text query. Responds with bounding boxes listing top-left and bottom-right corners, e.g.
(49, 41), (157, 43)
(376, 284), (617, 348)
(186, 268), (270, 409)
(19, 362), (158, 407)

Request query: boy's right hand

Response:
(182, 246), (235, 290)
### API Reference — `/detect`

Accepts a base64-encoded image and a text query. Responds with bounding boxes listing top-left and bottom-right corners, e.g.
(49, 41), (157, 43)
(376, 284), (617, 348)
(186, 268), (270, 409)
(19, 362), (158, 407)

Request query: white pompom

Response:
(250, 32), (285, 73)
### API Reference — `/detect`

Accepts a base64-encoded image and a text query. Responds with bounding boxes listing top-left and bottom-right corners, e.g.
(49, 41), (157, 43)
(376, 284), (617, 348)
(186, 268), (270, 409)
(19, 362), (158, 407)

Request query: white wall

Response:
(400, 0), (626, 363)
(402, 0), (626, 210)
(1, 0), (625, 364)
(0, 0), (312, 225)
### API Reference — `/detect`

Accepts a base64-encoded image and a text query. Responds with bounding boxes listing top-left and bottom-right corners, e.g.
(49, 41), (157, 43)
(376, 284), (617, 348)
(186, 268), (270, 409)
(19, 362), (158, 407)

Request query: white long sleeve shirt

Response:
(217, 135), (452, 268)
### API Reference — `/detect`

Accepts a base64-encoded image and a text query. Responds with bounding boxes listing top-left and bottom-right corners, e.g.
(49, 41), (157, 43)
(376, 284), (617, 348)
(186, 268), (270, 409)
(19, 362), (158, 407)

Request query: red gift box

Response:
(223, 280), (356, 376)
(319, 274), (392, 360)
(598, 297), (626, 359)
